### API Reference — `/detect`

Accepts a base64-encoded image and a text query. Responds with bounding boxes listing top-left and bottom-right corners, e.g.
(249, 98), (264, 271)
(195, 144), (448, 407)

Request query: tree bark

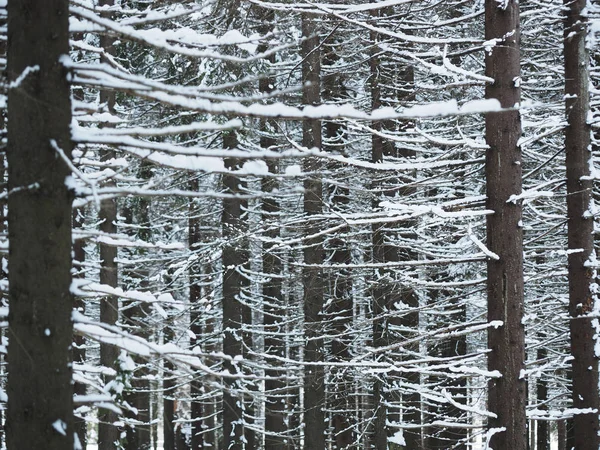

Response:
(563, 0), (600, 447)
(188, 176), (205, 450)
(96, 1), (120, 448)
(122, 162), (153, 450)
(256, 8), (290, 448)
(221, 132), (248, 450)
(6, 1), (74, 449)
(301, 12), (326, 450)
(485, 1), (527, 449)
(321, 26), (355, 449)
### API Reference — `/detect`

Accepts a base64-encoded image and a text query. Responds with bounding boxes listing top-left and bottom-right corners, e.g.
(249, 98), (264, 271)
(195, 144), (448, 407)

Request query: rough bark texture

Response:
(563, 0), (600, 447)
(6, 1), (74, 449)
(301, 12), (326, 450)
(485, 1), (527, 449)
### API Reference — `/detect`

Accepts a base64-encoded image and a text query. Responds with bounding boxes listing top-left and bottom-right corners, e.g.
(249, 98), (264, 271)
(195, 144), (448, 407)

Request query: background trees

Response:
(3, 0), (600, 449)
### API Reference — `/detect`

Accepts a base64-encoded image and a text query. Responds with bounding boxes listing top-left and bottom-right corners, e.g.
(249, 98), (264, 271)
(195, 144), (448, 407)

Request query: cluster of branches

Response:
(1, 1), (600, 450)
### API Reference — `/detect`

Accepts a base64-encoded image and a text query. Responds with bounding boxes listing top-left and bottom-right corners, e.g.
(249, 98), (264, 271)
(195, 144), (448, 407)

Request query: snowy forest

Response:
(2, 0), (600, 449)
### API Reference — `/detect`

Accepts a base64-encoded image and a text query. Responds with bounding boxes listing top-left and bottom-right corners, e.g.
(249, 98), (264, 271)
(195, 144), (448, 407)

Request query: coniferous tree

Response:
(563, 0), (600, 447)
(485, 0), (527, 448)
(301, 11), (326, 449)
(6, 1), (74, 449)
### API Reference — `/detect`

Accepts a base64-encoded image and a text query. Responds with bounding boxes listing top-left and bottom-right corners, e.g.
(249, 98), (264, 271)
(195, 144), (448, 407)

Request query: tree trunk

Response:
(96, 1), (120, 448)
(73, 207), (88, 450)
(221, 132), (248, 450)
(485, 1), (527, 449)
(563, 0), (600, 447)
(322, 28), (355, 450)
(256, 8), (289, 448)
(188, 176), (205, 450)
(301, 12), (326, 450)
(6, 1), (74, 449)
(122, 162), (153, 450)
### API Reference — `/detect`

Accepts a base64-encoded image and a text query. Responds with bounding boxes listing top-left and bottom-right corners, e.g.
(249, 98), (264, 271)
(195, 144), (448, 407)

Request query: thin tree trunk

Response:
(301, 12), (326, 450)
(370, 14), (388, 448)
(6, 2), (74, 449)
(485, 1), (527, 448)
(322, 30), (355, 450)
(256, 9), (289, 447)
(563, 0), (600, 447)
(163, 322), (176, 450)
(73, 207), (88, 449)
(221, 132), (248, 450)
(96, 1), (120, 447)
(189, 176), (205, 450)
(122, 162), (153, 450)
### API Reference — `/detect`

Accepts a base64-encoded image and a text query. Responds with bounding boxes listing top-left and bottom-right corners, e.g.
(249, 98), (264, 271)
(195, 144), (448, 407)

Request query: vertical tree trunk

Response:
(73, 207), (88, 450)
(370, 7), (422, 448)
(256, 8), (289, 448)
(322, 29), (354, 450)
(485, 1), (527, 449)
(6, 1), (74, 449)
(563, 0), (600, 447)
(301, 12), (326, 450)
(221, 132), (248, 450)
(163, 322), (176, 450)
(96, 2), (120, 448)
(370, 15), (388, 448)
(535, 366), (548, 450)
(188, 176), (205, 450)
(122, 162), (153, 450)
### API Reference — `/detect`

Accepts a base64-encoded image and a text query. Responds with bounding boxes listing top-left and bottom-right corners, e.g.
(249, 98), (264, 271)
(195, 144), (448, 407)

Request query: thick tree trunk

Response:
(6, 1), (74, 449)
(485, 1), (527, 449)
(563, 0), (600, 447)
(301, 12), (326, 450)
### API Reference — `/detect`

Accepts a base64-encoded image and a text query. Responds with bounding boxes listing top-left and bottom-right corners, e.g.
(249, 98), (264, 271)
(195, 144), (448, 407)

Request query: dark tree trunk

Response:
(256, 8), (289, 448)
(221, 132), (248, 450)
(563, 0), (600, 447)
(6, 1), (74, 449)
(97, 1), (120, 448)
(73, 207), (88, 450)
(322, 28), (355, 450)
(485, 1), (527, 449)
(370, 15), (388, 449)
(188, 176), (205, 450)
(558, 420), (567, 450)
(535, 368), (548, 450)
(163, 323), (176, 450)
(301, 12), (326, 450)
(122, 163), (153, 450)
(370, 7), (422, 448)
